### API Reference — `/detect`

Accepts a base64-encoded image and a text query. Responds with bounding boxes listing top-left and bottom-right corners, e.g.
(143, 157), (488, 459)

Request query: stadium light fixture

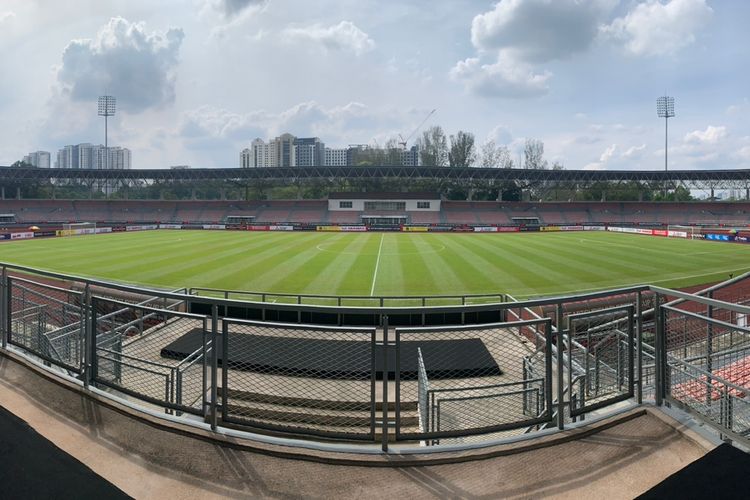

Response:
(98, 95), (116, 170)
(657, 95), (675, 198)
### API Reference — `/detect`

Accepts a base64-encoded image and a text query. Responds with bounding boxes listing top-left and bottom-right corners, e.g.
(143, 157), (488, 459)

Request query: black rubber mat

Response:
(161, 328), (502, 380)
(0, 405), (131, 499)
(638, 443), (750, 499)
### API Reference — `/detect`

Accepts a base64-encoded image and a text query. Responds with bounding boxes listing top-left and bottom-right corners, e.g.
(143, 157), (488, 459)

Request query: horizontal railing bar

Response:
(662, 305), (750, 337)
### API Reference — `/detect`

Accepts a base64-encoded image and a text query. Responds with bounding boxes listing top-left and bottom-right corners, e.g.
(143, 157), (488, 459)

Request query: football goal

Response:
(666, 225), (699, 239)
(61, 222), (97, 236)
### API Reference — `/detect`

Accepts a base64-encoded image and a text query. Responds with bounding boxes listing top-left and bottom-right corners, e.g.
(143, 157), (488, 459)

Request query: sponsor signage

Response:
(269, 225), (294, 231)
(474, 226), (499, 232)
(126, 224), (158, 232)
(497, 226), (520, 232)
(706, 233), (734, 242)
(316, 225), (367, 232)
(540, 226), (561, 232)
(652, 229), (668, 237)
(202, 224), (226, 230)
(159, 224), (183, 229)
(584, 226), (606, 231)
(402, 226), (429, 232)
(247, 225), (270, 231)
(428, 226), (454, 232)
(10, 231), (34, 240)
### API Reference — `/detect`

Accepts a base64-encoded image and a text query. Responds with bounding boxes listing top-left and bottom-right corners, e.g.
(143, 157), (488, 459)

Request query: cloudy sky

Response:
(0, 0), (748, 170)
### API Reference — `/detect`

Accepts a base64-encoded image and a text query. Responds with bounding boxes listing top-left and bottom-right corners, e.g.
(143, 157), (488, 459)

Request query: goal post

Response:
(666, 225), (698, 239)
(61, 222), (97, 236)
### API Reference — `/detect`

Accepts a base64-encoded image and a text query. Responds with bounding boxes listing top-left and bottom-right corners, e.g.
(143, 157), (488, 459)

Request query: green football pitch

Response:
(1, 230), (749, 298)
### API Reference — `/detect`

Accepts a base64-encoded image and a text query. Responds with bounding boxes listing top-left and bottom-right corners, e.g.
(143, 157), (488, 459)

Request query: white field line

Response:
(370, 234), (385, 296)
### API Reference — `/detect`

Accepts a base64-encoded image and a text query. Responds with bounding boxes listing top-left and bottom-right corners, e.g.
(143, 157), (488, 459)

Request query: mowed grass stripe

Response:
(426, 235), (510, 294)
(274, 233), (372, 294)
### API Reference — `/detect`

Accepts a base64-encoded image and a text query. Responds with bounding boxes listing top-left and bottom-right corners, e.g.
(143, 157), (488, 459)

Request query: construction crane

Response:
(398, 108), (436, 149)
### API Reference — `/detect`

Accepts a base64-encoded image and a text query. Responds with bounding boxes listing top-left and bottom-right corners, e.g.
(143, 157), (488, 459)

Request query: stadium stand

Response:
(1, 199), (750, 226)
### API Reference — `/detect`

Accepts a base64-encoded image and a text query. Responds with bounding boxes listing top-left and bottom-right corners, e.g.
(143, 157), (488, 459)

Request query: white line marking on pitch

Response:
(370, 234), (385, 296)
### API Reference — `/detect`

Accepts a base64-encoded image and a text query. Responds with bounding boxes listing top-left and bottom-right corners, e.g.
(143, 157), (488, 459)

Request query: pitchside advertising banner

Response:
(202, 224), (226, 230)
(607, 226), (689, 238)
(316, 225), (367, 232)
(402, 226), (428, 232)
(126, 224), (159, 232)
(159, 224), (183, 229)
(55, 227), (113, 237)
(706, 233), (735, 242)
(269, 225), (294, 231)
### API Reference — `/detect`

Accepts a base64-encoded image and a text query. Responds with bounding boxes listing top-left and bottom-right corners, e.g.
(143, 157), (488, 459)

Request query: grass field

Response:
(1, 230), (749, 298)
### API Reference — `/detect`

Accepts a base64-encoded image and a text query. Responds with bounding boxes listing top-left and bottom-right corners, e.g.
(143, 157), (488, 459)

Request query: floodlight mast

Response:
(98, 96), (116, 170)
(656, 95), (675, 197)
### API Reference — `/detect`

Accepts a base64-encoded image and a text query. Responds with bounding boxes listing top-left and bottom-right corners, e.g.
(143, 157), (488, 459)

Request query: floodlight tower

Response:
(657, 95), (675, 198)
(98, 95), (116, 169)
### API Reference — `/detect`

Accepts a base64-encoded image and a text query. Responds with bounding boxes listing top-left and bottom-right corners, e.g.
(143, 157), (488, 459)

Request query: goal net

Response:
(61, 222), (97, 236)
(666, 225), (699, 239)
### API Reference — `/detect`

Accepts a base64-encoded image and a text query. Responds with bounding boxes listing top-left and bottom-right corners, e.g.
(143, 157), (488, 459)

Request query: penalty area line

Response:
(370, 234), (385, 296)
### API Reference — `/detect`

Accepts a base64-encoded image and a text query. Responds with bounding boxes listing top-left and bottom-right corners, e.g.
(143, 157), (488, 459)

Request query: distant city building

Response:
(239, 148), (252, 168)
(55, 144), (131, 169)
(324, 147), (348, 166)
(400, 145), (419, 167)
(292, 137), (325, 167)
(244, 134), (324, 167)
(22, 151), (51, 168)
(242, 136), (418, 167)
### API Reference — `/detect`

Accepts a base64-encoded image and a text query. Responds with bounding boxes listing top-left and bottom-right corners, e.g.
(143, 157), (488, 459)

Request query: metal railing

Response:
(1, 262), (749, 452)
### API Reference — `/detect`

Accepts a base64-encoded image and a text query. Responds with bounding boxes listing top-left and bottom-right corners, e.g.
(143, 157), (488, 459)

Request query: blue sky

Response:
(0, 0), (748, 170)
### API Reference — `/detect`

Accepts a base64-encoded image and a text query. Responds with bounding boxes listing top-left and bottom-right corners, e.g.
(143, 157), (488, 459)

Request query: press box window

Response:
(339, 201), (353, 209)
(417, 201), (431, 209)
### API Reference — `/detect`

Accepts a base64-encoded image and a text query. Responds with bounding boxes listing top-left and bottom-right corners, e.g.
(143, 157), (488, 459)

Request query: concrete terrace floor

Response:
(0, 354), (715, 500)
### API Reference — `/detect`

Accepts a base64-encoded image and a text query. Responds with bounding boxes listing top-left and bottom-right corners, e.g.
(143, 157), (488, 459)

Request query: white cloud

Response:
(56, 17), (184, 113)
(602, 0), (713, 56)
(209, 0), (267, 19)
(450, 53), (551, 98)
(623, 144), (646, 159)
(0, 11), (15, 24)
(684, 125), (727, 144)
(471, 0), (616, 62)
(282, 21), (375, 56)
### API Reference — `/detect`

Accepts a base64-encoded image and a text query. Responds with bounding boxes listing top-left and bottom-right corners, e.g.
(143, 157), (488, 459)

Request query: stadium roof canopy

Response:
(329, 191), (439, 199)
(1, 166), (749, 190)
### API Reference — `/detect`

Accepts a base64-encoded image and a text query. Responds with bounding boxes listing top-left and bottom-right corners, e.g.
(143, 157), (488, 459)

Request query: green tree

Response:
(417, 125), (448, 166)
(448, 131), (476, 167)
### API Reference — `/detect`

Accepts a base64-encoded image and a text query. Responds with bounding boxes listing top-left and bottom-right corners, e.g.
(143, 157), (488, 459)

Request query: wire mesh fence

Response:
(3, 263), (750, 450)
(567, 306), (635, 415)
(395, 318), (553, 443)
(92, 296), (207, 415)
(220, 318), (377, 440)
(7, 277), (84, 373)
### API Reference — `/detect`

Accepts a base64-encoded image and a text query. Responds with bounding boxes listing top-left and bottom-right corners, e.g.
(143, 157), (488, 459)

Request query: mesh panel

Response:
(220, 319), (376, 440)
(92, 296), (206, 415)
(568, 306), (634, 415)
(395, 319), (552, 442)
(8, 277), (84, 372)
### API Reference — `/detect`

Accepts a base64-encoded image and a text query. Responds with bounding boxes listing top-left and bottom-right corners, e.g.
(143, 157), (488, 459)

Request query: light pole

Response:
(656, 95), (675, 198)
(98, 95), (116, 170)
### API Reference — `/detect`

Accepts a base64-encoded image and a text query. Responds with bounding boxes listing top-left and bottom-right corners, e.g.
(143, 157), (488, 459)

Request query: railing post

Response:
(83, 285), (93, 387)
(706, 291), (714, 407)
(210, 304), (219, 431)
(381, 314), (389, 452)
(1, 266), (6, 350)
(654, 293), (664, 406)
(636, 292), (643, 404)
(556, 303), (565, 430)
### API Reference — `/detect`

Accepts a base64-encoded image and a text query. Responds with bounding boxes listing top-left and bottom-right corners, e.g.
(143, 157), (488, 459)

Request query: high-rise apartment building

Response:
(22, 151), (51, 168)
(55, 144), (131, 169)
(324, 147), (348, 166)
